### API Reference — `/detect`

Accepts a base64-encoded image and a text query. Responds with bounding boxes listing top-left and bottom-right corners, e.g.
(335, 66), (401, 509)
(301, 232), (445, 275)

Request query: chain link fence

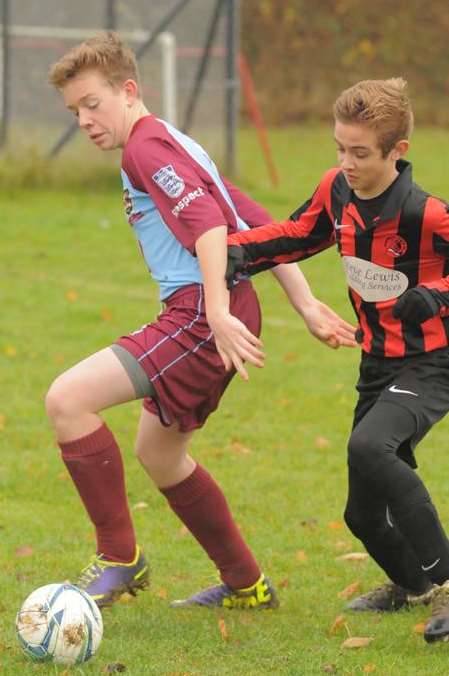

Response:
(0, 0), (239, 171)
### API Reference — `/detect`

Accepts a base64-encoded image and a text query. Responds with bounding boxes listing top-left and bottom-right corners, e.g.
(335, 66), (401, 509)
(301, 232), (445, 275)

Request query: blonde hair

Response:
(49, 31), (141, 94)
(333, 78), (413, 156)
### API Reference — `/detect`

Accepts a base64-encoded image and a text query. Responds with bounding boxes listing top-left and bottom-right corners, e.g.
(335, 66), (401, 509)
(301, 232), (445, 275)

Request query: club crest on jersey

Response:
(152, 165), (185, 198)
(384, 234), (407, 258)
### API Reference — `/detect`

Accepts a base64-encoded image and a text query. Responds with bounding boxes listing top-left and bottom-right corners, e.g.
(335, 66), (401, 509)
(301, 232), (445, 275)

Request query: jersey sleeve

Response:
(419, 197), (449, 311)
(221, 178), (273, 227)
(124, 136), (228, 254)
(227, 173), (335, 274)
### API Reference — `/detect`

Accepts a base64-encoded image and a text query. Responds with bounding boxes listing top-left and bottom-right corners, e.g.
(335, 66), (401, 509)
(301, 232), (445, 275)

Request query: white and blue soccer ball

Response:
(16, 583), (103, 665)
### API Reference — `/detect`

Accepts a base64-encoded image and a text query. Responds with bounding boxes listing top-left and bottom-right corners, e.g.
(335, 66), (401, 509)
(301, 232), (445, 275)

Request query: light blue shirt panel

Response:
(121, 169), (203, 300)
(159, 120), (250, 234)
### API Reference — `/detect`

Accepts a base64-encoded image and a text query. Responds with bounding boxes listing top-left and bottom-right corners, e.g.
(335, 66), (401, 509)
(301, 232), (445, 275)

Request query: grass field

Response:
(2, 126), (449, 674)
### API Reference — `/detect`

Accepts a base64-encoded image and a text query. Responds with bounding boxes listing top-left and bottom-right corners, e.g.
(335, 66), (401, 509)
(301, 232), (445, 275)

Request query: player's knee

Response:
(344, 504), (373, 539)
(347, 427), (382, 474)
(45, 376), (78, 423)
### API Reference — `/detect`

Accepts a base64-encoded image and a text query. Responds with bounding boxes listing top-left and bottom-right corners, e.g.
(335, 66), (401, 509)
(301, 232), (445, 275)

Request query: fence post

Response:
(225, 0), (239, 176)
(0, 0), (10, 149)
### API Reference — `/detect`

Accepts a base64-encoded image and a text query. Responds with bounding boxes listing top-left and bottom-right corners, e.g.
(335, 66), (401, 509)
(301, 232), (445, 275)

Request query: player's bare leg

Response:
(45, 347), (149, 606)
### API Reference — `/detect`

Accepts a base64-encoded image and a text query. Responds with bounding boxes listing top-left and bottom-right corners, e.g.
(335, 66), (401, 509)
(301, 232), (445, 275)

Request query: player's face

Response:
(63, 70), (136, 150)
(334, 121), (407, 199)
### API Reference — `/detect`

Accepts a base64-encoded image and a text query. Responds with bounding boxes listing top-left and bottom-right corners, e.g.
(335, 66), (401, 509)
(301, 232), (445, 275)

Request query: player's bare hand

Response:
(301, 301), (357, 349)
(207, 311), (265, 380)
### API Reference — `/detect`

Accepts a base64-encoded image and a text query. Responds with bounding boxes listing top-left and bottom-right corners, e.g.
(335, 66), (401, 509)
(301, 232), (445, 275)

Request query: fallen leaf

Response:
(329, 614), (347, 635)
(100, 307), (113, 321)
(334, 540), (351, 551)
(53, 353), (65, 364)
(0, 414), (5, 431)
(296, 550), (308, 563)
(279, 577), (290, 588)
(178, 525), (189, 538)
(300, 518), (318, 529)
(413, 622), (426, 634)
(57, 471), (70, 481)
(338, 581), (361, 599)
(282, 352), (298, 363)
(102, 664), (127, 673)
(341, 636), (374, 649)
(279, 397), (292, 407)
(328, 521), (344, 530)
(218, 617), (229, 641)
(15, 545), (34, 558)
(364, 665), (376, 673)
(323, 665), (337, 674)
(155, 588), (167, 599)
(229, 441), (252, 455)
(4, 345), (17, 357)
(65, 290), (78, 302)
(337, 552), (369, 562)
(132, 501), (149, 510)
(315, 436), (330, 449)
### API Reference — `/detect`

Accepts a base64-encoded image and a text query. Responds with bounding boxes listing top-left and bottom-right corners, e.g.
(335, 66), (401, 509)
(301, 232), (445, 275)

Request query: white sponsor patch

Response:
(152, 164), (185, 198)
(342, 255), (409, 302)
(171, 187), (205, 217)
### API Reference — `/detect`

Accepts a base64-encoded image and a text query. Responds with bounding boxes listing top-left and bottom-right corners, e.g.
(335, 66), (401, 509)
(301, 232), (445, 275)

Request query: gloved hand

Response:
(392, 286), (442, 324)
(225, 245), (250, 290)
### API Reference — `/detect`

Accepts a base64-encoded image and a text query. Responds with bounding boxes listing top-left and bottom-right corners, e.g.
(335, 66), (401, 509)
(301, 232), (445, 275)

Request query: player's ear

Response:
(123, 79), (139, 106)
(391, 139), (409, 161)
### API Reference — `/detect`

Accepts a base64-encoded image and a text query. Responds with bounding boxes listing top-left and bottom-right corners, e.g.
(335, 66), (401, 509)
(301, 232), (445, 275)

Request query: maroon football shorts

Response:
(115, 280), (261, 432)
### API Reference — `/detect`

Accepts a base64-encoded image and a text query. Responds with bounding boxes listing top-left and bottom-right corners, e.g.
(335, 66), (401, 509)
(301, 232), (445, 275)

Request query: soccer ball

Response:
(16, 583), (103, 665)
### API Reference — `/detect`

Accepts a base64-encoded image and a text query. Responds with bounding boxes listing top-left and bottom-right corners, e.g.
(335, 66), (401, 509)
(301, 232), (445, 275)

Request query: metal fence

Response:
(0, 0), (239, 172)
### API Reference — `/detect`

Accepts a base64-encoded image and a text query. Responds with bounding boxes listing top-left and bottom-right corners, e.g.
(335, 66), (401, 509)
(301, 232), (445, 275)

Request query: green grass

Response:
(2, 126), (449, 674)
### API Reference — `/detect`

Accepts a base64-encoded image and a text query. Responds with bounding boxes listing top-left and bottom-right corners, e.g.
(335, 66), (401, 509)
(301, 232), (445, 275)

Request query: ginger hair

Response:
(49, 31), (141, 94)
(333, 78), (413, 156)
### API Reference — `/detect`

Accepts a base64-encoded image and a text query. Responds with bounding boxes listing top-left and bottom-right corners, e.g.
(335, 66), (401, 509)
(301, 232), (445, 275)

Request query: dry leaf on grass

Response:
(334, 540), (351, 551)
(341, 636), (374, 649)
(4, 345), (17, 357)
(100, 308), (113, 321)
(102, 664), (127, 673)
(329, 614), (347, 635)
(218, 617), (229, 641)
(229, 441), (252, 455)
(155, 588), (168, 599)
(338, 581), (361, 599)
(0, 414), (5, 431)
(323, 664), (337, 673)
(315, 436), (330, 449)
(337, 552), (369, 562)
(328, 521), (344, 530)
(296, 550), (308, 563)
(178, 525), (189, 538)
(279, 577), (290, 588)
(15, 545), (34, 558)
(364, 665), (376, 673)
(132, 501), (149, 510)
(413, 622), (426, 634)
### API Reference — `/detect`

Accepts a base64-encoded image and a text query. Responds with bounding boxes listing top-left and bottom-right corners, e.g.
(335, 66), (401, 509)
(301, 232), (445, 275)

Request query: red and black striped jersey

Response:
(228, 160), (449, 358)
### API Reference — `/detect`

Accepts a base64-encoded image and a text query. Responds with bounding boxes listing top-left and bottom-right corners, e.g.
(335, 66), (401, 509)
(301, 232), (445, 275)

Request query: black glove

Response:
(225, 245), (250, 290)
(392, 286), (442, 324)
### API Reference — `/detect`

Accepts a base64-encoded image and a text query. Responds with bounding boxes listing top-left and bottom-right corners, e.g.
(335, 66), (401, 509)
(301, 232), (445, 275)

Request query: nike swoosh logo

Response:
(422, 557), (440, 572)
(334, 219), (352, 230)
(388, 385), (418, 396)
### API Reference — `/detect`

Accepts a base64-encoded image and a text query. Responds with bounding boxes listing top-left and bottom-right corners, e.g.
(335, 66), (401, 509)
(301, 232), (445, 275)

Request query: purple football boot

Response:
(170, 573), (278, 609)
(77, 545), (149, 608)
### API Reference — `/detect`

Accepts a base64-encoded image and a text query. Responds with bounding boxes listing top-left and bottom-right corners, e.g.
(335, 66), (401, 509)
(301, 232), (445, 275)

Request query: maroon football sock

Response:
(59, 423), (136, 563)
(161, 463), (261, 589)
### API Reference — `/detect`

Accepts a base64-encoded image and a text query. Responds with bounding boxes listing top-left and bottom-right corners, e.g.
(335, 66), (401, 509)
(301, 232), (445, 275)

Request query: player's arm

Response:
(225, 175), (355, 348)
(271, 264), (356, 348)
(393, 199), (449, 324)
(195, 225), (264, 380)
(226, 179), (336, 285)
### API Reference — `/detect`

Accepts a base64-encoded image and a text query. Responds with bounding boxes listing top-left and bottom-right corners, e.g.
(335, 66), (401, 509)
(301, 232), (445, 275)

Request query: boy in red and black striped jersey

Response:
(227, 78), (449, 643)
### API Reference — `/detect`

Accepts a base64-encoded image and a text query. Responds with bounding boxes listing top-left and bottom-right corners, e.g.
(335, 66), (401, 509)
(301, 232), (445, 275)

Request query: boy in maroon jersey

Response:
(227, 78), (449, 642)
(47, 32), (355, 611)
